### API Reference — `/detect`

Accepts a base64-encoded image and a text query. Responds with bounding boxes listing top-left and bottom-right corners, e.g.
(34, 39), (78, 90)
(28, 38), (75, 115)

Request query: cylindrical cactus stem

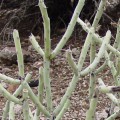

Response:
(77, 18), (120, 57)
(53, 27), (94, 116)
(55, 99), (70, 120)
(85, 88), (99, 120)
(95, 19), (120, 75)
(43, 56), (52, 112)
(92, 0), (107, 29)
(89, 31), (96, 99)
(29, 34), (44, 56)
(80, 30), (111, 76)
(38, 0), (51, 57)
(0, 73), (20, 84)
(98, 78), (119, 105)
(98, 85), (120, 93)
(66, 50), (78, 75)
(14, 73), (32, 97)
(98, 78), (120, 93)
(2, 101), (10, 120)
(29, 109), (34, 120)
(38, 0), (52, 112)
(38, 67), (44, 103)
(77, 27), (95, 70)
(112, 19), (120, 50)
(2, 73), (32, 120)
(9, 102), (15, 120)
(13, 29), (24, 78)
(115, 20), (120, 77)
(95, 61), (107, 74)
(89, 72), (96, 99)
(105, 51), (117, 76)
(23, 89), (30, 120)
(23, 82), (50, 117)
(51, 0), (85, 59)
(34, 67), (44, 119)
(106, 110), (120, 120)
(0, 84), (21, 104)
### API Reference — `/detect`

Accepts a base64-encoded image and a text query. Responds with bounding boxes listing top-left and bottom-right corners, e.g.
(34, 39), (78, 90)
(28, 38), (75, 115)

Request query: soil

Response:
(0, 29), (116, 120)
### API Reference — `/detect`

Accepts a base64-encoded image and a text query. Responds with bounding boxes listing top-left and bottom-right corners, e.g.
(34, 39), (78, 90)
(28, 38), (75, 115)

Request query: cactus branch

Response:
(51, 0), (85, 58)
(23, 82), (50, 117)
(9, 102), (15, 120)
(0, 73), (20, 84)
(66, 50), (78, 75)
(80, 30), (111, 76)
(55, 99), (70, 120)
(86, 88), (99, 120)
(13, 29), (24, 78)
(77, 18), (120, 57)
(98, 78), (119, 105)
(38, 0), (52, 112)
(53, 27), (94, 116)
(29, 34), (44, 56)
(23, 89), (30, 120)
(34, 67), (44, 119)
(0, 84), (22, 104)
(2, 101), (10, 120)
(92, 0), (107, 29)
(106, 110), (120, 120)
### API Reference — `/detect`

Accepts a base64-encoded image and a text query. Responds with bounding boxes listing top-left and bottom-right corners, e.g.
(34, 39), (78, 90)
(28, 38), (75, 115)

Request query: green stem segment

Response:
(77, 18), (120, 57)
(92, 0), (107, 29)
(66, 50), (78, 75)
(98, 78), (119, 105)
(23, 89), (30, 120)
(80, 30), (111, 76)
(34, 67), (44, 119)
(51, 0), (85, 58)
(38, 0), (52, 112)
(86, 89), (99, 120)
(54, 28), (94, 116)
(55, 99), (70, 120)
(106, 110), (120, 120)
(0, 73), (20, 84)
(23, 82), (50, 117)
(13, 29), (24, 78)
(2, 101), (10, 120)
(0, 84), (21, 104)
(29, 34), (44, 56)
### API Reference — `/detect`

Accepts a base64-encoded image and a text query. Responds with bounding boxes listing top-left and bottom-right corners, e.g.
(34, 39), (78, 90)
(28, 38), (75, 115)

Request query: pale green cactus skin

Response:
(0, 0), (120, 120)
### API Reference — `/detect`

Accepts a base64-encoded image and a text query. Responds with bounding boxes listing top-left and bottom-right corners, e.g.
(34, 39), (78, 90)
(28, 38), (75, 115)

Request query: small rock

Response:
(72, 48), (80, 57)
(0, 47), (30, 65)
(33, 61), (43, 69)
(96, 110), (108, 120)
(14, 104), (22, 114)
(2, 67), (11, 73)
(28, 45), (34, 51)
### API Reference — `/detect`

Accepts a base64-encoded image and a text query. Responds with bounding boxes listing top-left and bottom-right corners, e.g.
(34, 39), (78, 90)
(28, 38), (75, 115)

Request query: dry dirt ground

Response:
(0, 29), (116, 120)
